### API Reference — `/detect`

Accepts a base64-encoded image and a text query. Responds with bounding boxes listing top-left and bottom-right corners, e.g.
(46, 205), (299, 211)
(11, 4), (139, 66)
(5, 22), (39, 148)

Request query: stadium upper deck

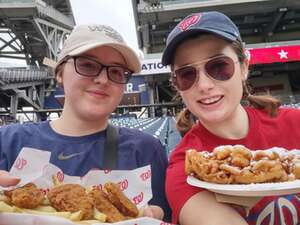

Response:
(0, 0), (74, 64)
(134, 0), (300, 53)
(132, 0), (300, 108)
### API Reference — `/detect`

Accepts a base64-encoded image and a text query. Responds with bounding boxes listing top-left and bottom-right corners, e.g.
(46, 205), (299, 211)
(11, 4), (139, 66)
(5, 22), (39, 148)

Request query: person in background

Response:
(161, 11), (300, 225)
(0, 24), (171, 221)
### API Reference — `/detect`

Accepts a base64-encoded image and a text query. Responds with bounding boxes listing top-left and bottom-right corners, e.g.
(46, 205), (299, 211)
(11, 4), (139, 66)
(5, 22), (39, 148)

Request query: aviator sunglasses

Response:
(172, 55), (238, 91)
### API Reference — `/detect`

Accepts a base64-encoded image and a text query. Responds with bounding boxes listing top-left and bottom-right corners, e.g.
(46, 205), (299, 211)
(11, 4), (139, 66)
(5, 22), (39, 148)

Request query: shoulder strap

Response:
(103, 124), (118, 169)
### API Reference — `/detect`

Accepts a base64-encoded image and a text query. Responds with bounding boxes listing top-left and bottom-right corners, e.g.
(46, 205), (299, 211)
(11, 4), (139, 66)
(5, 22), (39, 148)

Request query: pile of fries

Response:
(0, 176), (139, 224)
(185, 145), (300, 184)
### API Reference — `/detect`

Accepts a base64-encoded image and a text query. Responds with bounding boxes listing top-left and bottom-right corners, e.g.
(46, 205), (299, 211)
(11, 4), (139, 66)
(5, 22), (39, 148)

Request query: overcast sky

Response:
(70, 0), (139, 53)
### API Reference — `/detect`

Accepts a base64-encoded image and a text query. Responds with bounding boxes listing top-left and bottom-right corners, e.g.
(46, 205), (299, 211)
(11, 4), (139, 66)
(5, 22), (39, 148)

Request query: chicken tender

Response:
(88, 188), (125, 223)
(4, 183), (44, 209)
(104, 182), (139, 218)
(47, 184), (93, 220)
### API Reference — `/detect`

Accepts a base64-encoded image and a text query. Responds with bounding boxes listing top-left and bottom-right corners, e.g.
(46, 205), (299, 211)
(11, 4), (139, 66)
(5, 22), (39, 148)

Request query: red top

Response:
(166, 107), (300, 224)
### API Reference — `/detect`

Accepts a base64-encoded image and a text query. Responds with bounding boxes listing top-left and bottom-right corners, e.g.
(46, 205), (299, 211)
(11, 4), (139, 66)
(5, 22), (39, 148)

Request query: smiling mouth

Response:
(198, 96), (223, 105)
(87, 90), (108, 97)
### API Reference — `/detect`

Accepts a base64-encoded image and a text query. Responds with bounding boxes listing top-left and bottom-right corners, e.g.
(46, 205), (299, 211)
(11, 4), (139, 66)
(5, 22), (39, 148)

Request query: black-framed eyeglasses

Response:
(62, 56), (133, 84)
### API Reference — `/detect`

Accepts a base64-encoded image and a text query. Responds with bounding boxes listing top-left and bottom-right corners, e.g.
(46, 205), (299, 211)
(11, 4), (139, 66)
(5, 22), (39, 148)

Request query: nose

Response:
(195, 68), (215, 91)
(93, 67), (109, 83)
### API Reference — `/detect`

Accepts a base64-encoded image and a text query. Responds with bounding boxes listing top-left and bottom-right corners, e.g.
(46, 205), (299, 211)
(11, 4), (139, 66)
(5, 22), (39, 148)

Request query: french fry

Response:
(52, 175), (62, 186)
(19, 208), (72, 219)
(70, 210), (84, 221)
(0, 201), (15, 213)
(93, 208), (107, 222)
(0, 193), (10, 203)
(76, 220), (104, 225)
(12, 206), (24, 213)
(7, 204), (87, 222)
(41, 197), (50, 205)
(0, 200), (106, 224)
(85, 186), (93, 194)
(34, 205), (57, 213)
(137, 206), (144, 217)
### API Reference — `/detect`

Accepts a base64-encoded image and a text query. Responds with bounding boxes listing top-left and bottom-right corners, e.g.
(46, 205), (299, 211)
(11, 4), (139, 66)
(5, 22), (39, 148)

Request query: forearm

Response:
(179, 191), (248, 225)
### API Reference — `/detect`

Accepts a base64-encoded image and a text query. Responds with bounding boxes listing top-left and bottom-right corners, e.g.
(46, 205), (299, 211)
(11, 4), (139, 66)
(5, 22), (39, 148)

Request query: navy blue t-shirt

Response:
(0, 121), (171, 221)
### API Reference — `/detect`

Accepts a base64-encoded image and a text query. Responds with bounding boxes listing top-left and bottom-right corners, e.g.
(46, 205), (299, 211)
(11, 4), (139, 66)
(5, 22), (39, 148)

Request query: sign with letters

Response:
(138, 58), (170, 75)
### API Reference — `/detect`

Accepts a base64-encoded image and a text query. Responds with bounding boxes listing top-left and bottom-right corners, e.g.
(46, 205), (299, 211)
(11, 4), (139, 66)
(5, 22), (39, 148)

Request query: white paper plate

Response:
(187, 176), (300, 196)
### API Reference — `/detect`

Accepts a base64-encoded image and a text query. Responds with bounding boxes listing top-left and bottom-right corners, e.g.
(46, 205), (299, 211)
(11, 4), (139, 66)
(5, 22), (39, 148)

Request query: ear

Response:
(56, 70), (63, 87)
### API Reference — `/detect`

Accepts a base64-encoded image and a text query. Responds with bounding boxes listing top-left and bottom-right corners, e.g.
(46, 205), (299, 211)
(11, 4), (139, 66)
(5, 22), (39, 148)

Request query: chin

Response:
(197, 110), (228, 124)
(82, 110), (110, 121)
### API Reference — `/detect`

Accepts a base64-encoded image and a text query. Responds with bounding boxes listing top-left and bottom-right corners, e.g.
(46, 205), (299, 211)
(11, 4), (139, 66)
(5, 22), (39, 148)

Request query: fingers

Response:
(0, 170), (20, 187)
(142, 205), (164, 220)
(142, 205), (154, 218)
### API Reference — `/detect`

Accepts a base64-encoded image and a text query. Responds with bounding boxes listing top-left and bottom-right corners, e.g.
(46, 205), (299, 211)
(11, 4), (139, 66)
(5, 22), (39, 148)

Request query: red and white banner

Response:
(248, 45), (300, 65)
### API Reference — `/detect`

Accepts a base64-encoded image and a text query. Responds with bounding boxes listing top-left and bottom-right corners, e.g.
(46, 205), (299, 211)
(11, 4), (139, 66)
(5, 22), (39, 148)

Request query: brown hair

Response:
(176, 108), (194, 137)
(54, 57), (71, 87)
(175, 38), (281, 136)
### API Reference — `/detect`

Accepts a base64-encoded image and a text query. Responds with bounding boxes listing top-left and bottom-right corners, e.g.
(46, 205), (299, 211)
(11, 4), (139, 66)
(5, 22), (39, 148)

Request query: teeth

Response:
(200, 96), (221, 104)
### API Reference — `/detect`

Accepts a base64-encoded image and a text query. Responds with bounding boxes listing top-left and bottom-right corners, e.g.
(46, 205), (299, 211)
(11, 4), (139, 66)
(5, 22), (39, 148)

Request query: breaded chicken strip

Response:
(47, 184), (93, 219)
(4, 183), (44, 209)
(104, 182), (139, 218)
(88, 188), (125, 223)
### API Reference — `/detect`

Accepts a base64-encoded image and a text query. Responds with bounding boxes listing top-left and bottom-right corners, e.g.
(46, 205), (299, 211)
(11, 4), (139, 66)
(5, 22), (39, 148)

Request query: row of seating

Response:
(110, 116), (181, 155)
(282, 103), (300, 109)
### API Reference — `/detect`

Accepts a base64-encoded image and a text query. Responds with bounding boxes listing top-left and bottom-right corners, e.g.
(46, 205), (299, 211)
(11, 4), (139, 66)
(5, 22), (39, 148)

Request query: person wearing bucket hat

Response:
(163, 11), (300, 225)
(55, 24), (141, 74)
(0, 24), (171, 221)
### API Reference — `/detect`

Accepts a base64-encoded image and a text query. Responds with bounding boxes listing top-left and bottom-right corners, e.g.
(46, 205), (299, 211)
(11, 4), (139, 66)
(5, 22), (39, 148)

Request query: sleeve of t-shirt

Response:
(0, 126), (8, 170)
(147, 139), (172, 222)
(0, 123), (28, 171)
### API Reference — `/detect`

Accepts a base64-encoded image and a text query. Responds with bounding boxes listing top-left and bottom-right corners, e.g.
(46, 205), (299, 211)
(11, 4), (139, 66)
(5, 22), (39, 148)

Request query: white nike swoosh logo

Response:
(58, 152), (85, 160)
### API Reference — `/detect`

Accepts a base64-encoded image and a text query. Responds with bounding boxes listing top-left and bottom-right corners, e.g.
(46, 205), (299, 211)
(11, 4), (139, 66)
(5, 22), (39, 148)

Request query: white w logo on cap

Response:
(88, 25), (124, 43)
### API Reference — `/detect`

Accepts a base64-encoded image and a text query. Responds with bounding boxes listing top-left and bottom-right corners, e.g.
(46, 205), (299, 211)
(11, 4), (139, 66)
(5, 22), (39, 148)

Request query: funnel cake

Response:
(185, 145), (300, 184)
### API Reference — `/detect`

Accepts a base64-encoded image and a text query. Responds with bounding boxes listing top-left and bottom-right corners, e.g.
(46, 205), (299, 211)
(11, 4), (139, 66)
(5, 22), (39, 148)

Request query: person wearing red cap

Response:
(162, 11), (300, 225)
(0, 24), (171, 221)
